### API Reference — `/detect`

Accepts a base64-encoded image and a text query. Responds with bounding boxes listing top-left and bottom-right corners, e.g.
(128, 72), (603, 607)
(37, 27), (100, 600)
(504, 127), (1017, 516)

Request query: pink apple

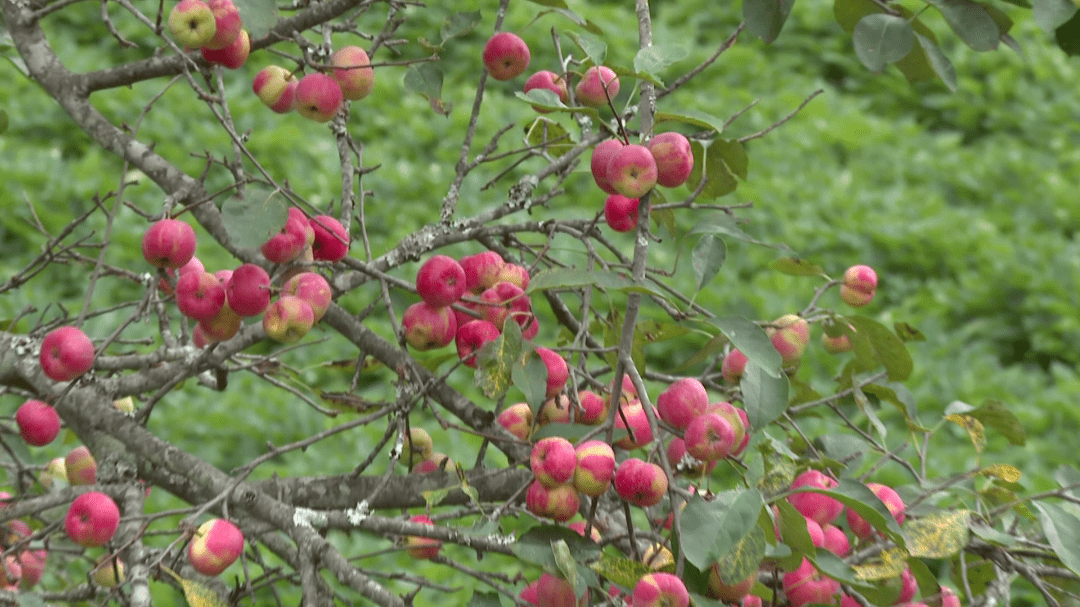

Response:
(403, 302), (457, 350)
(613, 458), (668, 507)
(455, 320), (501, 368)
(260, 209), (308, 264)
(721, 348), (748, 384)
(253, 66), (299, 113)
(309, 215), (349, 261)
(520, 581), (541, 607)
(575, 66), (620, 108)
(460, 251), (505, 294)
(18, 548), (46, 589)
(783, 558), (841, 607)
(707, 566), (756, 602)
(666, 437), (716, 478)
(607, 144), (658, 198)
(202, 0), (242, 50)
(40, 326), (95, 382)
(846, 482), (906, 540)
(531, 437), (577, 487)
(15, 400), (61, 447)
(225, 263), (271, 317)
(896, 566), (917, 604)
(684, 412), (736, 462)
(497, 403), (534, 440)
(647, 132), (694, 188)
(604, 194), (640, 233)
(633, 572), (688, 607)
(822, 523), (850, 556)
(262, 296), (315, 343)
(937, 586), (961, 607)
(768, 314), (810, 368)
(188, 518), (244, 576)
(142, 218), (197, 269)
(480, 282), (533, 331)
(567, 520), (602, 543)
(404, 515), (441, 559)
(840, 264), (878, 307)
(168, 0), (216, 48)
(610, 374), (639, 404)
(331, 45), (375, 101)
(708, 401), (749, 455)
(591, 139), (625, 195)
(175, 271), (226, 321)
(65, 445), (97, 485)
(198, 301), (242, 342)
(576, 390), (609, 425)
(525, 480), (580, 522)
(614, 401), (655, 450)
(656, 377), (709, 431)
(788, 470), (843, 525)
(411, 452), (454, 474)
(482, 32), (530, 81)
(282, 272), (333, 322)
(65, 491), (120, 547)
(523, 70), (568, 112)
(573, 440), (616, 497)
(536, 347), (568, 398)
(159, 255), (205, 295)
(417, 255), (467, 308)
(537, 573), (580, 607)
(295, 73), (344, 123)
(201, 28), (249, 69)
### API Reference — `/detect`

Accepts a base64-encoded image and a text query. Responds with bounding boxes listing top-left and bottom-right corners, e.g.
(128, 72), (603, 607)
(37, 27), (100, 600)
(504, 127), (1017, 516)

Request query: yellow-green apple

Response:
(840, 264), (878, 307)
(591, 139), (625, 195)
(198, 301), (242, 342)
(497, 403), (533, 440)
(575, 65), (619, 107)
(40, 457), (67, 489)
(403, 302), (457, 350)
(767, 314), (810, 368)
(282, 272), (332, 322)
(614, 401), (655, 450)
(295, 73), (344, 123)
(417, 255), (467, 308)
(822, 523), (850, 556)
(201, 28), (249, 69)
(787, 470), (843, 525)
(253, 66), (298, 113)
(537, 573), (581, 607)
(666, 437), (715, 478)
(460, 251), (505, 294)
(482, 32), (530, 81)
(607, 144), (658, 198)
(525, 480), (580, 521)
(576, 390), (608, 425)
(573, 440), (616, 497)
(455, 320), (500, 368)
(399, 427), (433, 468)
(188, 518), (244, 576)
(175, 271), (226, 321)
(531, 437), (577, 487)
(707, 566), (756, 602)
(404, 515), (441, 559)
(168, 0), (216, 48)
(647, 132), (694, 188)
(613, 458), (668, 507)
(262, 296), (315, 343)
(495, 263), (530, 290)
(331, 46), (375, 100)
(822, 331), (854, 354)
(202, 0), (242, 50)
(538, 395), (574, 425)
(309, 215), (349, 261)
(480, 282), (532, 331)
(260, 209), (308, 264)
(567, 520), (602, 543)
(412, 452), (453, 474)
(15, 400), (60, 447)
(40, 326), (95, 382)
(845, 482), (905, 540)
(782, 558), (841, 607)
(656, 377), (709, 431)
(142, 218), (197, 269)
(225, 263), (271, 317)
(92, 556), (125, 587)
(684, 412), (737, 462)
(535, 347), (568, 398)
(65, 491), (120, 547)
(522, 70), (568, 112)
(633, 572), (689, 607)
(721, 348), (748, 384)
(65, 446), (97, 485)
(604, 194), (640, 233)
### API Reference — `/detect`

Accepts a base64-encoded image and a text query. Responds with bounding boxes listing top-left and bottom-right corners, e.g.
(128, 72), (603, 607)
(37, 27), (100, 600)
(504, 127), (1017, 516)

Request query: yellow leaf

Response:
(906, 510), (970, 558)
(160, 567), (228, 607)
(946, 414), (985, 453)
(980, 464), (1021, 483)
(853, 547), (908, 581)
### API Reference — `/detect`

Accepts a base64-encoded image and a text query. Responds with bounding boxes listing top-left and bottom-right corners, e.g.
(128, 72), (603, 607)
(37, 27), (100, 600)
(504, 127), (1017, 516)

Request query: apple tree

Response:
(0, 0), (1079, 606)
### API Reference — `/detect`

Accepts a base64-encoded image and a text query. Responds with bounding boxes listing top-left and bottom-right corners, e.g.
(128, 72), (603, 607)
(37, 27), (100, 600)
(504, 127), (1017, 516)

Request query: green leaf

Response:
(634, 319), (692, 344)
(474, 320), (522, 399)
(687, 214), (788, 250)
(404, 63), (451, 116)
(845, 316), (914, 381)
(1033, 0), (1077, 33)
(776, 500), (817, 556)
(769, 258), (825, 277)
(512, 347), (549, 411)
(692, 234), (726, 291)
(966, 400), (1026, 446)
(714, 526), (766, 585)
(742, 362), (790, 431)
(516, 89), (570, 112)
(744, 0), (796, 43)
(711, 139), (749, 181)
(525, 117), (575, 157)
(526, 269), (665, 299)
(655, 110), (725, 137)
(468, 590), (503, 607)
(681, 489), (764, 569)
(906, 510), (971, 558)
(1055, 11), (1080, 55)
(220, 189), (288, 250)
(633, 43), (690, 76)
(913, 32), (958, 92)
(527, 0), (568, 7)
(442, 11), (482, 42)
(685, 140), (746, 199)
(707, 316), (782, 377)
(0, 108), (8, 136)
(853, 14), (915, 72)
(567, 31), (607, 66)
(926, 0), (1000, 50)
(1036, 502), (1080, 576)
(589, 554), (652, 589)
(834, 0), (880, 32)
(233, 0), (278, 40)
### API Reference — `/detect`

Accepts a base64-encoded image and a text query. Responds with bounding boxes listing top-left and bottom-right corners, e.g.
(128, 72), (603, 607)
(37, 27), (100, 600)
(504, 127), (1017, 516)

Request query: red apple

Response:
(253, 66), (299, 113)
(822, 523), (850, 556)
(656, 377), (709, 431)
(523, 70), (568, 112)
(295, 73), (344, 123)
(482, 32), (530, 81)
(531, 437), (578, 487)
(604, 194), (640, 233)
(613, 458), (668, 507)
(331, 45), (375, 101)
(783, 558), (841, 607)
(683, 412), (736, 462)
(159, 255), (205, 295)
(460, 251), (506, 294)
(576, 390), (608, 425)
(768, 314), (810, 368)
(39, 326), (95, 382)
(497, 402), (533, 441)
(708, 401), (749, 455)
(591, 139), (625, 195)
(188, 518), (244, 576)
(846, 482), (905, 540)
(573, 440), (616, 497)
(225, 263), (271, 317)
(309, 215), (349, 261)
(260, 209), (308, 264)
(648, 132), (694, 188)
(633, 572), (688, 607)
(666, 436), (716, 478)
(455, 320), (501, 368)
(614, 401), (654, 450)
(536, 347), (568, 399)
(282, 272), (333, 322)
(198, 301), (242, 342)
(822, 331), (854, 354)
(479, 282), (533, 331)
(788, 470), (843, 525)
(15, 400), (61, 447)
(411, 452), (454, 474)
(525, 480), (580, 522)
(175, 271), (226, 321)
(416, 255), (467, 308)
(575, 66), (620, 108)
(65, 491), (120, 548)
(404, 515), (441, 559)
(202, 0), (242, 50)
(721, 348), (748, 384)
(567, 520), (602, 543)
(840, 264), (878, 307)
(17, 548), (46, 590)
(537, 573), (581, 607)
(403, 301), (457, 350)
(262, 296), (315, 343)
(607, 144), (658, 198)
(142, 218), (197, 269)
(65, 445), (97, 485)
(495, 263), (530, 290)
(201, 28), (249, 69)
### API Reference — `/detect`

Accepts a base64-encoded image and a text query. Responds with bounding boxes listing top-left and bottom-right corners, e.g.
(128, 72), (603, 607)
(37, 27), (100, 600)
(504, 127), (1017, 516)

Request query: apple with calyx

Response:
(202, 0), (242, 50)
(768, 314), (810, 368)
(604, 194), (640, 233)
(460, 251), (505, 294)
(142, 218), (196, 269)
(531, 437), (578, 488)
(656, 377), (709, 431)
(535, 347), (568, 398)
(573, 440), (616, 497)
(263, 296), (315, 343)
(16, 400), (61, 446)
(840, 264), (878, 307)
(168, 0), (216, 48)
(575, 66), (620, 108)
(65, 445), (97, 485)
(201, 28), (249, 69)
(591, 139), (625, 194)
(226, 263), (271, 317)
(497, 403), (533, 440)
(538, 395), (574, 425)
(708, 401), (749, 454)
(295, 73), (344, 123)
(613, 458), (668, 507)
(404, 515), (441, 559)
(188, 518), (244, 576)
(40, 326), (95, 383)
(523, 70), (568, 112)
(607, 144), (658, 198)
(633, 572), (689, 607)
(482, 32), (530, 81)
(309, 215), (349, 261)
(684, 412), (736, 462)
(416, 255), (467, 308)
(175, 271), (226, 321)
(65, 491), (120, 547)
(159, 255), (204, 295)
(648, 132), (694, 188)
(525, 481), (580, 522)
(455, 320), (501, 368)
(253, 66), (299, 113)
(331, 46), (375, 101)
(92, 556), (125, 587)
(282, 272), (332, 322)
(403, 302), (457, 350)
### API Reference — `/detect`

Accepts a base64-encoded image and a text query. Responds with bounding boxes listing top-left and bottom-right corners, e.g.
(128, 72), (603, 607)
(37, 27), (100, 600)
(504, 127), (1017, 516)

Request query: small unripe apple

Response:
(821, 331), (854, 354)
(295, 73), (344, 123)
(202, 0), (242, 51)
(175, 271), (226, 321)
(497, 403), (534, 440)
(404, 515), (441, 559)
(331, 46), (375, 101)
(656, 377), (709, 431)
(455, 320), (501, 368)
(226, 263), (271, 317)
(309, 215), (349, 261)
(399, 427), (433, 467)
(633, 572), (688, 607)
(417, 255), (467, 308)
(613, 458), (668, 507)
(201, 28), (249, 69)
(65, 491), (120, 548)
(40, 457), (67, 489)
(282, 272), (333, 322)
(16, 400), (61, 447)
(531, 437), (578, 487)
(535, 347), (568, 399)
(767, 314), (810, 368)
(573, 440), (616, 497)
(262, 296), (315, 343)
(604, 194), (640, 233)
(92, 556), (126, 587)
(538, 395), (574, 425)
(575, 66), (620, 108)
(607, 144), (658, 198)
(721, 348), (748, 384)
(188, 518), (244, 576)
(65, 446), (97, 485)
(840, 264), (878, 307)
(253, 66), (299, 113)
(647, 132), (694, 188)
(482, 32), (530, 81)
(198, 301), (242, 342)
(168, 0), (216, 48)
(142, 218), (197, 269)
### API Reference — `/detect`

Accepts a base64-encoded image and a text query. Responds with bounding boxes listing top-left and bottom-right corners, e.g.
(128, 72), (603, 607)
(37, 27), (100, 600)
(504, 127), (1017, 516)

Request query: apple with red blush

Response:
(607, 144), (658, 198)
(15, 400), (61, 447)
(633, 572), (688, 607)
(188, 518), (244, 576)
(613, 458), (668, 507)
(614, 401), (655, 450)
(202, 0), (242, 50)
(535, 347), (568, 398)
(201, 28), (249, 69)
(482, 32), (530, 81)
(656, 377), (709, 431)
(331, 46), (375, 101)
(455, 320), (501, 368)
(523, 70), (568, 111)
(404, 515), (441, 559)
(175, 271), (226, 321)
(295, 74), (344, 123)
(416, 255), (467, 308)
(575, 66), (620, 108)
(460, 251), (505, 294)
(604, 194), (640, 233)
(226, 263), (271, 317)
(403, 302), (457, 350)
(263, 296), (315, 343)
(282, 272), (333, 322)
(531, 437), (577, 487)
(65, 491), (120, 547)
(142, 218), (197, 269)
(65, 445), (97, 485)
(253, 66), (299, 113)
(647, 132), (694, 188)
(573, 440), (616, 497)
(497, 403), (534, 440)
(525, 480), (580, 522)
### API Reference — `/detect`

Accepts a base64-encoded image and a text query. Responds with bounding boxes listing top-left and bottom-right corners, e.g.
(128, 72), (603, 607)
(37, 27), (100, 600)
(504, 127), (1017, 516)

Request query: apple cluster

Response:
(252, 45), (374, 122)
(396, 427), (457, 474)
(168, 0), (250, 69)
(0, 493), (48, 591)
(591, 134), (694, 233)
(525, 437), (616, 522)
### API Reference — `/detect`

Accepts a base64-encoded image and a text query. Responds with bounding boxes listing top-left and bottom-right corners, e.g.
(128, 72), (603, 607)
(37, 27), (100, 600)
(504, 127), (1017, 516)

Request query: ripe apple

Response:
(721, 348), (748, 384)
(787, 470), (843, 525)
(535, 347), (568, 398)
(604, 194), (640, 233)
(92, 555), (125, 587)
(39, 326), (95, 382)
(573, 440), (616, 497)
(455, 320), (501, 368)
(260, 209), (308, 264)
(282, 272), (333, 322)
(225, 263), (271, 317)
(633, 572), (689, 607)
(400, 427), (433, 467)
(253, 66), (299, 113)
(309, 215), (349, 261)
(536, 573), (580, 607)
(840, 264), (878, 307)
(460, 251), (506, 294)
(417, 255), (467, 308)
(15, 400), (61, 446)
(846, 482), (905, 540)
(666, 437), (715, 478)
(262, 296), (315, 343)
(65, 491), (120, 547)
(656, 377), (709, 431)
(607, 144), (658, 198)
(707, 566), (756, 602)
(198, 301), (242, 342)
(65, 445), (97, 485)
(525, 480), (580, 522)
(202, 0), (242, 50)
(822, 523), (850, 556)
(403, 302), (457, 350)
(175, 271), (226, 321)
(648, 132), (694, 188)
(520, 580), (541, 607)
(188, 518), (244, 576)
(295, 73), (344, 123)
(480, 282), (533, 331)
(575, 65), (620, 107)
(482, 32), (530, 81)
(531, 437), (578, 488)
(159, 255), (205, 295)
(168, 0), (216, 48)
(613, 458), (668, 507)
(591, 139), (625, 195)
(768, 314), (810, 368)
(783, 558), (841, 607)
(576, 390), (608, 425)
(708, 401), (749, 455)
(937, 586), (961, 607)
(201, 28), (249, 69)
(495, 263), (530, 290)
(523, 70), (568, 112)
(614, 401), (655, 450)
(404, 515), (441, 559)
(331, 46), (375, 101)
(497, 403), (533, 440)
(142, 218), (197, 269)
(684, 412), (737, 462)
(18, 547), (46, 590)
(411, 452), (454, 474)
